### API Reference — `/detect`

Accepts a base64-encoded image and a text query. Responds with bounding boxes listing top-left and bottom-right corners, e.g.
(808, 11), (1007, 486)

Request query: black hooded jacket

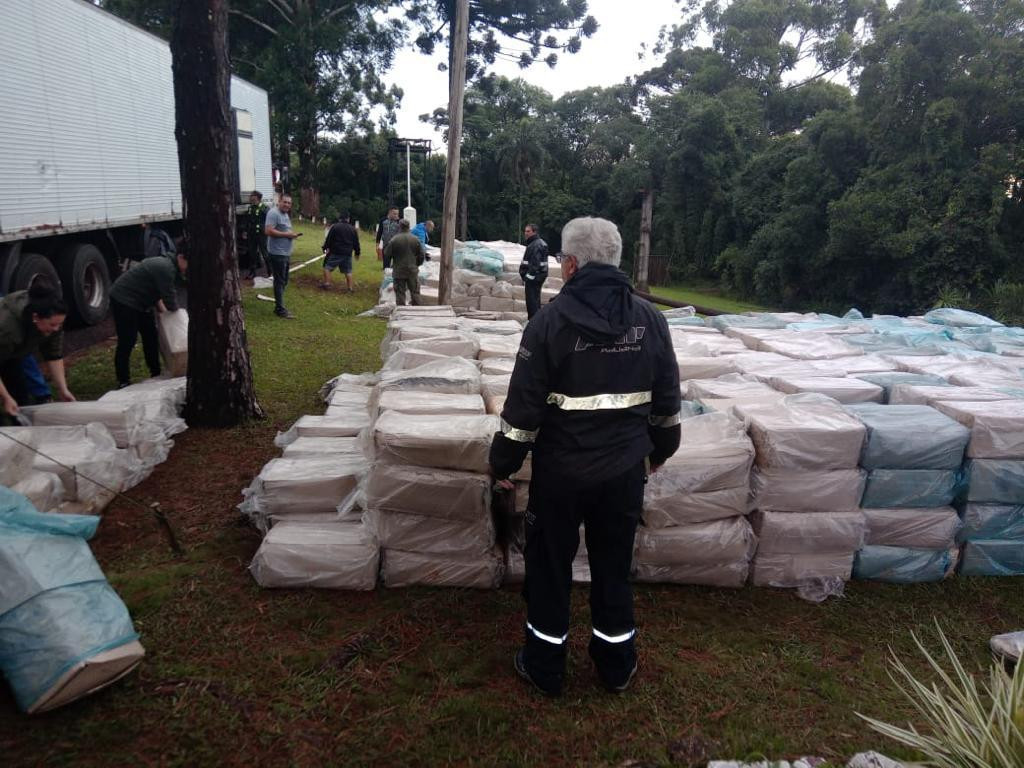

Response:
(489, 263), (682, 487)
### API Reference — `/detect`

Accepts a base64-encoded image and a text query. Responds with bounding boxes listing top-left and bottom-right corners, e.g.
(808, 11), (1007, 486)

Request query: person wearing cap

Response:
(489, 216), (681, 697)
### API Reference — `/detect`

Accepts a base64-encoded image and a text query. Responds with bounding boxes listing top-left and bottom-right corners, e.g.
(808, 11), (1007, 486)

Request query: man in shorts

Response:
(321, 212), (361, 292)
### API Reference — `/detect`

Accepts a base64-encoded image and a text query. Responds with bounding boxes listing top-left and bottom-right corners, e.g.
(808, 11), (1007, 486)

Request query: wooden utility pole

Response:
(438, 0), (470, 305)
(636, 188), (654, 293)
(171, 0), (263, 426)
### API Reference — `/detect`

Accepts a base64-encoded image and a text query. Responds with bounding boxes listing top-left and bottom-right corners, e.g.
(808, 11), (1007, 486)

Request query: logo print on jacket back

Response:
(573, 326), (646, 353)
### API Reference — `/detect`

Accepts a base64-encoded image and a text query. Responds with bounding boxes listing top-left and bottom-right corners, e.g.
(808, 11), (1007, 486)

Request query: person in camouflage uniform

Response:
(244, 190), (268, 278)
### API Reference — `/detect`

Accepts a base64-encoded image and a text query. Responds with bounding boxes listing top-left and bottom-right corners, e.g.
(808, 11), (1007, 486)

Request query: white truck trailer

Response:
(1, 0), (273, 324)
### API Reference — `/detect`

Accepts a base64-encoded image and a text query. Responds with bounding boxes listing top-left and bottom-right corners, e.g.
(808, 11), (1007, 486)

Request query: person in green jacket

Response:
(109, 253), (188, 388)
(383, 220), (425, 306)
(0, 278), (75, 422)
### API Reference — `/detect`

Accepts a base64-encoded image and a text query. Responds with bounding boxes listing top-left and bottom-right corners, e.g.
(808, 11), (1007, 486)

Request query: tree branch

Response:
(264, 0), (294, 27)
(230, 9), (280, 37)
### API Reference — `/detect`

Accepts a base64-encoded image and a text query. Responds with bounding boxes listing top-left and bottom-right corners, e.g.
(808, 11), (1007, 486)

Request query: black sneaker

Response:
(514, 650), (560, 697)
(116, 382), (131, 390)
(275, 309), (296, 319)
(600, 662), (638, 694)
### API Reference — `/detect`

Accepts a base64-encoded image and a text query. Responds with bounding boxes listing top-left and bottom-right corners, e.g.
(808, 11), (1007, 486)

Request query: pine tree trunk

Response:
(171, 0), (263, 427)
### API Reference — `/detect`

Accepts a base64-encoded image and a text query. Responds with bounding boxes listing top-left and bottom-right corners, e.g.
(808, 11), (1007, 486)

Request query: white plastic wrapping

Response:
(634, 517), (756, 566)
(372, 411), (499, 472)
(274, 413), (371, 447)
(675, 355), (740, 381)
(98, 377), (187, 438)
(364, 464), (491, 521)
(379, 348), (455, 371)
(21, 402), (155, 449)
(381, 547), (504, 589)
(643, 413), (754, 526)
(376, 358), (481, 396)
(385, 333), (481, 363)
(736, 396), (867, 469)
(281, 436), (364, 459)
(377, 391), (485, 417)
(457, 319), (523, 337)
(10, 471), (66, 513)
(766, 376), (884, 404)
(756, 333), (863, 360)
(685, 374), (779, 402)
(156, 308), (188, 376)
(632, 560), (749, 588)
(485, 395), (506, 415)
(239, 456), (367, 531)
(0, 430), (36, 486)
(480, 357), (517, 375)
(750, 468), (866, 512)
(319, 372), (378, 402)
(749, 552), (855, 587)
(328, 388), (372, 409)
(365, 509), (494, 557)
(861, 507), (961, 548)
(932, 400), (1024, 458)
(249, 520), (379, 590)
(889, 384), (1021, 406)
(480, 374), (511, 400)
(750, 510), (866, 554)
(838, 355), (899, 375)
(478, 334), (522, 359)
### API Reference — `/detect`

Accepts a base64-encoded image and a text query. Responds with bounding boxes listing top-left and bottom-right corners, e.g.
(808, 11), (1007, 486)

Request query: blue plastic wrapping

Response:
(853, 545), (955, 583)
(960, 540), (1024, 576)
(666, 317), (707, 327)
(861, 468), (961, 508)
(454, 249), (504, 276)
(854, 373), (949, 403)
(679, 401), (704, 419)
(0, 487), (139, 712)
(924, 308), (1004, 328)
(845, 404), (969, 469)
(965, 460), (1024, 504)
(959, 504), (1024, 541)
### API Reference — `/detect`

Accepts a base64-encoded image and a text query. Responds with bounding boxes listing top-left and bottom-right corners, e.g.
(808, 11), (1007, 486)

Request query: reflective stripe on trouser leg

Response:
(592, 627), (636, 644)
(527, 622), (567, 646)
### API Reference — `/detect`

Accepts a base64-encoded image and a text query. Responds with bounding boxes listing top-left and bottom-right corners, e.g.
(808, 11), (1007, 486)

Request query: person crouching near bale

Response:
(489, 216), (682, 697)
(384, 220), (425, 307)
(0, 277), (75, 424)
(109, 251), (188, 388)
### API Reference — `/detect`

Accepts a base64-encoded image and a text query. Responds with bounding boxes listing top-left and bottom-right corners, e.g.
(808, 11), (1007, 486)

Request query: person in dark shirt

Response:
(109, 253), (188, 387)
(321, 212), (361, 293)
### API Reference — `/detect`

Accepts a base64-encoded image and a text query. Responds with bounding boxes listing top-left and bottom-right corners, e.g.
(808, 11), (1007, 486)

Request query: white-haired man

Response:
(489, 216), (681, 697)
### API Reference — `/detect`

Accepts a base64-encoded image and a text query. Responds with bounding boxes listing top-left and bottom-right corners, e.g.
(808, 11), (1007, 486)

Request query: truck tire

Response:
(13, 252), (61, 295)
(56, 243), (111, 326)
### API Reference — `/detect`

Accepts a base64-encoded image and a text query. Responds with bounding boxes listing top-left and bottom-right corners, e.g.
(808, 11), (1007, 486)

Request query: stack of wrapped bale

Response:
(931, 400), (1024, 576)
(844, 404), (969, 583)
(737, 395), (868, 590)
(633, 413), (757, 587)
(854, 372), (949, 404)
(368, 408), (503, 588)
(685, 374), (783, 418)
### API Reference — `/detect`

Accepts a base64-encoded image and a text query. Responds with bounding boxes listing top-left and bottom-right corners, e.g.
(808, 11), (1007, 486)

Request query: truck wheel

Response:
(56, 244), (111, 326)
(13, 252), (61, 294)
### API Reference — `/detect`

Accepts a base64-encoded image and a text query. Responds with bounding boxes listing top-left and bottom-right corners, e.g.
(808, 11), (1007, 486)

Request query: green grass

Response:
(2, 227), (1022, 766)
(647, 282), (768, 314)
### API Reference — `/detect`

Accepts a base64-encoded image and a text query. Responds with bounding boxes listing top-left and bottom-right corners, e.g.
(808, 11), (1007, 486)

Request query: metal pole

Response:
(406, 142), (412, 209)
(438, 0), (469, 306)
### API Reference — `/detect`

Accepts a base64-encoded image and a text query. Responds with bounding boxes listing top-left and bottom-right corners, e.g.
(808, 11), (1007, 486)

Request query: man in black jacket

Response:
(519, 224), (549, 319)
(321, 212), (361, 292)
(490, 216), (682, 697)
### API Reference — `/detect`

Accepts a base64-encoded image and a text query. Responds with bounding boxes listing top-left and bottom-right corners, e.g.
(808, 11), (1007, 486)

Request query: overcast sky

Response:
(384, 0), (685, 146)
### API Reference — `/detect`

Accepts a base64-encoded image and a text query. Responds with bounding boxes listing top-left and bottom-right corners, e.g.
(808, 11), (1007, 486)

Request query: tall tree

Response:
(229, 0), (406, 216)
(171, 0), (263, 426)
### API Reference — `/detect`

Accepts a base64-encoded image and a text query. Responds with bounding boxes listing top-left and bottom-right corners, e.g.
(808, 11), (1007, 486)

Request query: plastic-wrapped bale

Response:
(766, 376), (884, 404)
(960, 540), (1024, 576)
(156, 308), (188, 376)
(320, 371), (378, 402)
(756, 333), (863, 360)
(481, 374), (510, 400)
(384, 333), (481, 363)
(454, 248), (504, 276)
(281, 436), (364, 459)
(675, 355), (739, 381)
(372, 411), (499, 473)
(709, 314), (788, 331)
(862, 507), (961, 549)
(736, 396), (867, 469)
(854, 373), (949, 404)
(838, 355), (900, 375)
(749, 552), (855, 588)
(366, 509), (495, 557)
(98, 377), (187, 438)
(381, 547), (504, 588)
(685, 374), (779, 402)
(924, 308), (1003, 328)
(853, 546), (958, 583)
(481, 357), (516, 375)
(845, 404), (969, 469)
(249, 520), (379, 590)
(485, 395), (505, 415)
(478, 334), (522, 359)
(643, 413), (754, 526)
(931, 400), (1024, 459)
(1, 425), (140, 513)
(364, 464), (491, 522)
(20, 402), (170, 465)
(889, 384), (1024, 407)
(376, 357), (481, 398)
(0, 428), (37, 486)
(633, 518), (756, 587)
(0, 488), (143, 714)
(751, 510), (866, 555)
(750, 468), (866, 512)
(861, 468), (961, 508)
(10, 472), (66, 514)
(274, 413), (371, 447)
(239, 456), (368, 532)
(377, 391), (485, 417)
(457, 318), (523, 337)
(327, 387), (372, 410)
(965, 459), (1024, 504)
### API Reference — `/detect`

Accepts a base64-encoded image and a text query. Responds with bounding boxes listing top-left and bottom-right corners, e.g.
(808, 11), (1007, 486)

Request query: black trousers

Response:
(269, 255), (290, 313)
(524, 278), (544, 319)
(522, 462), (645, 693)
(111, 298), (161, 385)
(0, 357), (29, 405)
